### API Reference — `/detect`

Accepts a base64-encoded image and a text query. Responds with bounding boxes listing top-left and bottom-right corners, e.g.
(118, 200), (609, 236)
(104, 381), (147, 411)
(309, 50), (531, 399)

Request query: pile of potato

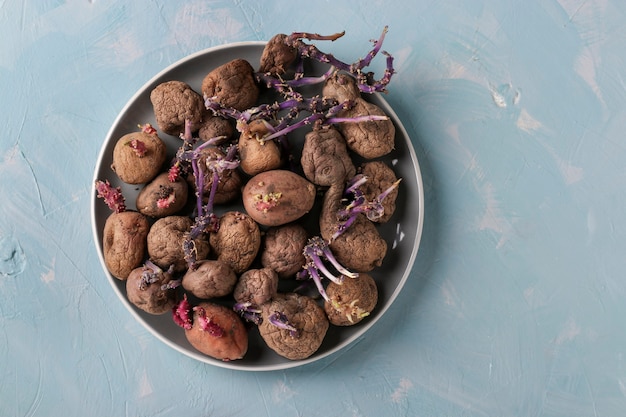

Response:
(97, 31), (401, 362)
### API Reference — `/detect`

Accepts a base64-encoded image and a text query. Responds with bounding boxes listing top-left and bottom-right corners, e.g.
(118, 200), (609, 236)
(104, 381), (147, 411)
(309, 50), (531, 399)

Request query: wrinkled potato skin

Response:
(242, 170), (316, 227)
(323, 73), (395, 159)
(150, 80), (204, 135)
(185, 302), (248, 361)
(233, 268), (279, 305)
(198, 112), (234, 142)
(111, 131), (167, 184)
(259, 293), (329, 360)
(126, 265), (177, 315)
(337, 98), (395, 159)
(301, 127), (355, 186)
(238, 119), (282, 176)
(261, 224), (308, 278)
(201, 59), (259, 111)
(330, 215), (387, 272)
(322, 71), (360, 103)
(359, 161), (399, 223)
(259, 33), (298, 75)
(209, 211), (261, 274)
(182, 259), (237, 299)
(103, 211), (150, 280)
(319, 184), (387, 272)
(324, 273), (378, 326)
(147, 216), (210, 273)
(136, 172), (189, 218)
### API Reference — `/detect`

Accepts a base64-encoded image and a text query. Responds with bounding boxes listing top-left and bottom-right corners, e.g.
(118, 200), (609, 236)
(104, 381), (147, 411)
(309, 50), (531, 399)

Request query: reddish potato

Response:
(185, 302), (248, 361)
(242, 170), (316, 227)
(102, 211), (150, 280)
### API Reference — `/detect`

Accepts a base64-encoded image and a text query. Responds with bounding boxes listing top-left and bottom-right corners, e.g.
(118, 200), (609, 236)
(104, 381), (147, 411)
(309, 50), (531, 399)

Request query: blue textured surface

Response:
(2, 1), (626, 415)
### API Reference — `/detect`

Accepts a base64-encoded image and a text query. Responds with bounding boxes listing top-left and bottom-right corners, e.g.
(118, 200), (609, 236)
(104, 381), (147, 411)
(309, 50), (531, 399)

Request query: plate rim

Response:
(90, 40), (425, 372)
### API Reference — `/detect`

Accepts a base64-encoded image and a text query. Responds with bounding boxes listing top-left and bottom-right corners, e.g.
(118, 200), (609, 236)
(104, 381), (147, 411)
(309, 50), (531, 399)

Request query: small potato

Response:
(261, 224), (308, 278)
(188, 146), (242, 205)
(238, 119), (282, 176)
(358, 161), (399, 223)
(111, 131), (167, 184)
(259, 33), (298, 76)
(337, 98), (395, 159)
(147, 216), (210, 273)
(185, 302), (248, 361)
(150, 80), (204, 135)
(233, 268), (279, 305)
(136, 172), (189, 218)
(103, 211), (150, 280)
(209, 211), (261, 274)
(201, 59), (259, 111)
(324, 273), (378, 326)
(182, 259), (237, 300)
(242, 170), (316, 227)
(258, 293), (329, 360)
(126, 264), (177, 315)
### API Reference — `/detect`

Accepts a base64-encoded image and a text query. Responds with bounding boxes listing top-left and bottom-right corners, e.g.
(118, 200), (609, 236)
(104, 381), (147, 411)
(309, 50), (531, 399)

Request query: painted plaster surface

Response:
(2, 0), (626, 415)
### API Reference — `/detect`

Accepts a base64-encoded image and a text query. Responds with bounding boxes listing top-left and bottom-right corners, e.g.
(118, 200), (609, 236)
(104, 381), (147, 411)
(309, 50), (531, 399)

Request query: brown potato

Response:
(201, 59), (259, 111)
(182, 259), (237, 300)
(258, 293), (329, 360)
(259, 33), (298, 76)
(324, 273), (378, 326)
(136, 172), (189, 218)
(238, 119), (282, 176)
(233, 268), (279, 305)
(358, 161), (399, 223)
(209, 211), (261, 274)
(242, 170), (316, 227)
(147, 216), (210, 273)
(111, 131), (167, 184)
(301, 127), (355, 186)
(261, 223), (308, 278)
(102, 211), (150, 280)
(185, 302), (248, 361)
(150, 80), (204, 135)
(126, 264), (177, 315)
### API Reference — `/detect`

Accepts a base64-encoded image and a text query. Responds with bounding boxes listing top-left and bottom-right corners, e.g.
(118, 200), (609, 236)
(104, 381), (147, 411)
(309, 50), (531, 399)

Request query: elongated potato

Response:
(102, 211), (150, 280)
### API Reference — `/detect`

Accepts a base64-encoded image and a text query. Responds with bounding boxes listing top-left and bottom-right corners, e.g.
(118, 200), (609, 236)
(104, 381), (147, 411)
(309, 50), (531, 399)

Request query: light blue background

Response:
(2, 1), (626, 416)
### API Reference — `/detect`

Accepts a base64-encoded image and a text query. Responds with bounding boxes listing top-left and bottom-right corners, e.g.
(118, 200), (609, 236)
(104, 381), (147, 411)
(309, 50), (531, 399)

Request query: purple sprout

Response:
(233, 302), (263, 325)
(282, 26), (395, 94)
(300, 236), (358, 302)
(268, 311), (299, 338)
(138, 260), (175, 291)
(333, 175), (402, 240)
(170, 120), (238, 270)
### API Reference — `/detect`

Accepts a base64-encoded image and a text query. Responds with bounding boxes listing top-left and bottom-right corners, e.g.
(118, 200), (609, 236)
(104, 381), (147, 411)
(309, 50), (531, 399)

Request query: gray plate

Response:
(90, 41), (425, 371)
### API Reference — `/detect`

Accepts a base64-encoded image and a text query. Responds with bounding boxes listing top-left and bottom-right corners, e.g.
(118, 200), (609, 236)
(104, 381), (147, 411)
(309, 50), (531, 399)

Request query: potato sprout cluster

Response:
(96, 27), (402, 362)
